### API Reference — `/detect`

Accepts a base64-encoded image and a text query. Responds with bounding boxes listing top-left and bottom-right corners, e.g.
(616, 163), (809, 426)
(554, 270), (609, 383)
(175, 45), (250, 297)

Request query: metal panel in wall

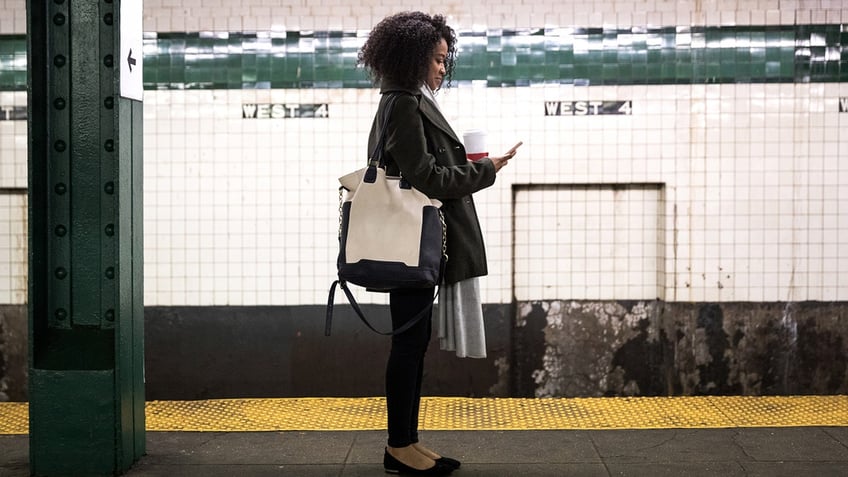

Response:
(513, 184), (665, 301)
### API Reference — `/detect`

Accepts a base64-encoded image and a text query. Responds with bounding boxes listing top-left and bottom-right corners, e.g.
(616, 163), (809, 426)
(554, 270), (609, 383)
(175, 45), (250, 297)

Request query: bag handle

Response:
(325, 280), (438, 336)
(369, 93), (402, 170)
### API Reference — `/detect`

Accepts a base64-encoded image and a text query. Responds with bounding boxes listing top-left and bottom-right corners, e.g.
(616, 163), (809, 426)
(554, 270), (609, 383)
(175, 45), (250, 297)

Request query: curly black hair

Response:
(358, 11), (458, 91)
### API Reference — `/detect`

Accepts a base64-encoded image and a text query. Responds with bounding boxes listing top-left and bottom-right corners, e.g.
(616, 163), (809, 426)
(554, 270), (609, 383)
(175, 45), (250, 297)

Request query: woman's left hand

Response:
(489, 141), (522, 172)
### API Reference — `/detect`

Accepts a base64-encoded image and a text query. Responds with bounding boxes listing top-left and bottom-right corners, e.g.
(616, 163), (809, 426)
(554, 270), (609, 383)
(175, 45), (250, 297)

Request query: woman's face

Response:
(425, 38), (448, 91)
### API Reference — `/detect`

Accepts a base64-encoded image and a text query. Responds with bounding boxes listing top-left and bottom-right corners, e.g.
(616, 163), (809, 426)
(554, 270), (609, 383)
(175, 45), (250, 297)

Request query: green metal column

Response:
(27, 0), (145, 474)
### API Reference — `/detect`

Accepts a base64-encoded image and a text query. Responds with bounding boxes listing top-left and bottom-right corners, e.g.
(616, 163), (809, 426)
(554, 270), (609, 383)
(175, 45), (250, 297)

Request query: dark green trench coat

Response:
(367, 84), (497, 285)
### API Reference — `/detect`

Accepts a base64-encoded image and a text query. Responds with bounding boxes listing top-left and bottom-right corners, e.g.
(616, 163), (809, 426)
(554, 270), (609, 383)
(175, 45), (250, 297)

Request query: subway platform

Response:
(2, 396), (847, 476)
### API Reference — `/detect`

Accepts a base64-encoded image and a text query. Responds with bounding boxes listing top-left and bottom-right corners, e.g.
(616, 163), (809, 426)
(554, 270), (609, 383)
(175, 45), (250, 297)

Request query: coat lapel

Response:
(418, 94), (462, 144)
(379, 82), (462, 145)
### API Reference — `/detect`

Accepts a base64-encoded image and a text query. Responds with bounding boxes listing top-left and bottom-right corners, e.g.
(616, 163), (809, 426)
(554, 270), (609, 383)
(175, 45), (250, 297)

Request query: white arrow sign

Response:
(120, 0), (144, 101)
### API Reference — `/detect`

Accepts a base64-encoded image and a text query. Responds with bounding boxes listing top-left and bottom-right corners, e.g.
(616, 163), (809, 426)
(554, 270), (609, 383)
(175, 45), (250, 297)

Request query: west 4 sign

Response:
(242, 103), (329, 119)
(0, 106), (26, 121)
(544, 101), (632, 115)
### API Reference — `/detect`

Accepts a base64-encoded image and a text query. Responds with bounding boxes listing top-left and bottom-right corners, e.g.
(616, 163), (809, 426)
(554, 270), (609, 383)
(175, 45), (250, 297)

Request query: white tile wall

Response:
(1, 0), (847, 305)
(0, 1), (842, 36)
(139, 80), (848, 306)
(143, 88), (375, 305)
(0, 90), (26, 305)
(0, 192), (26, 304)
(0, 92), (26, 189)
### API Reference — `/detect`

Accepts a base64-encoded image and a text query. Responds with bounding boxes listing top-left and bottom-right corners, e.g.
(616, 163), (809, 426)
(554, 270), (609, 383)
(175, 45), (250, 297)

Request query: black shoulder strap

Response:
(369, 93), (401, 168)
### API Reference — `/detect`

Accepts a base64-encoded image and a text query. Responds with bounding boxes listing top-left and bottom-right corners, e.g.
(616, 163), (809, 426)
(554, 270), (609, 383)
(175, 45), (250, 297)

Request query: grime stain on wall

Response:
(516, 300), (848, 397)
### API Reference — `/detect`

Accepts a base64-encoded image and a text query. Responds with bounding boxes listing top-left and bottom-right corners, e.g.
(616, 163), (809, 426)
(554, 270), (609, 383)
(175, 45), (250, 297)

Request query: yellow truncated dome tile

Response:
(2, 396), (846, 434)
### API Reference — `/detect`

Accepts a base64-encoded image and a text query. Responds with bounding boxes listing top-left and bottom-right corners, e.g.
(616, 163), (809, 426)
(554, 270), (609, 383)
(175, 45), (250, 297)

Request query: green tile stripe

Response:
(0, 34), (26, 91)
(1, 25), (846, 91)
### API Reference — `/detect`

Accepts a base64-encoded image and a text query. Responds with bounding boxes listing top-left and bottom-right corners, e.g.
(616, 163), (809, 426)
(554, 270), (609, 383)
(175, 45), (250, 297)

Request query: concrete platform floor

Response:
(3, 427), (848, 476)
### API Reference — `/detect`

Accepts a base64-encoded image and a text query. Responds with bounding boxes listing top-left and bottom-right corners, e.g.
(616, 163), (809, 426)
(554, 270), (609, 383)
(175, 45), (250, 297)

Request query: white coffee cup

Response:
(462, 129), (487, 161)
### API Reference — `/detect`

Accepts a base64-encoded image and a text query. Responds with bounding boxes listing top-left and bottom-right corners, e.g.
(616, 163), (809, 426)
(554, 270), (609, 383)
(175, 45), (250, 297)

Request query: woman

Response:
(358, 12), (518, 476)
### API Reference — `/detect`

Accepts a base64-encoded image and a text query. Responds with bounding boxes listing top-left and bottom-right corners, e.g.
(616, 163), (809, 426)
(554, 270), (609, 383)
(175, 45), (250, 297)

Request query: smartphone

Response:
(507, 141), (523, 155)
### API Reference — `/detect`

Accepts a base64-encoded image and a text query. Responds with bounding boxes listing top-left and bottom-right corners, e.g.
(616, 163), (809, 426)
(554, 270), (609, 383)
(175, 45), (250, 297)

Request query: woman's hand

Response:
(489, 155), (512, 172)
(489, 141), (522, 172)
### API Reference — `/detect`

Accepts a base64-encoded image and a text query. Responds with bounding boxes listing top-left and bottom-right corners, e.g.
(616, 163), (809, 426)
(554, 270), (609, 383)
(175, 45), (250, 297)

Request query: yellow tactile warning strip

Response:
(1, 396), (846, 435)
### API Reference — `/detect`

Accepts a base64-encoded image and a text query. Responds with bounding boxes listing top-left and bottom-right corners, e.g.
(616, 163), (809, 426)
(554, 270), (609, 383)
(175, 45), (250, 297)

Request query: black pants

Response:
(386, 287), (434, 448)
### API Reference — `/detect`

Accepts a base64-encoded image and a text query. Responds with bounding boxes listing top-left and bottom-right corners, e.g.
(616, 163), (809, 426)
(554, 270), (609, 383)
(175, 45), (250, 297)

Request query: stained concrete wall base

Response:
(1, 302), (846, 401)
(514, 300), (848, 397)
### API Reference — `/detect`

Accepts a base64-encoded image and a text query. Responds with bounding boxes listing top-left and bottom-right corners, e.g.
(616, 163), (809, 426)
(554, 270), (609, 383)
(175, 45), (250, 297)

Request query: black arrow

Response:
(127, 48), (137, 72)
